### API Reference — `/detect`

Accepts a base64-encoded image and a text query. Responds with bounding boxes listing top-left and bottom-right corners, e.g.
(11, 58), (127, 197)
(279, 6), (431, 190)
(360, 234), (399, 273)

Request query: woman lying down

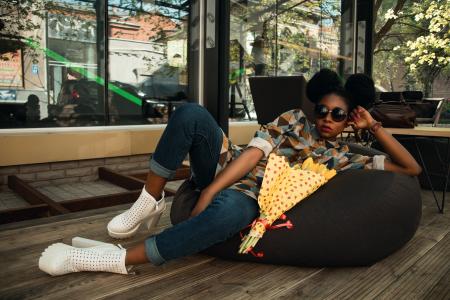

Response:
(39, 69), (421, 276)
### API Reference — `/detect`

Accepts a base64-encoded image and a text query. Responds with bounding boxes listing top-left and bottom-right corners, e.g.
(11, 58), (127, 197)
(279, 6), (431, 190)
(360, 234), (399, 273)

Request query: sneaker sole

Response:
(39, 242), (73, 276)
(108, 200), (166, 239)
(107, 222), (141, 239)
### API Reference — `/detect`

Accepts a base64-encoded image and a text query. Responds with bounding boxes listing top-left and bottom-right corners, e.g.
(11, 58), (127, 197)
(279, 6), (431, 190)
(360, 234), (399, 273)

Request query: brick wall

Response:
(0, 154), (151, 191)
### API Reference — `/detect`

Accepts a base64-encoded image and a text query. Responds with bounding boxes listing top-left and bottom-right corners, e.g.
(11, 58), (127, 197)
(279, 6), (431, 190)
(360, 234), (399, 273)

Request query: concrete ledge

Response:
(1, 121), (260, 166)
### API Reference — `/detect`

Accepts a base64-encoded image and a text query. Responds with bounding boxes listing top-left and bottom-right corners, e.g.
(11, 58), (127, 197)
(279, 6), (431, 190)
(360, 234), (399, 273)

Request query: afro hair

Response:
(344, 73), (376, 109)
(306, 69), (344, 104)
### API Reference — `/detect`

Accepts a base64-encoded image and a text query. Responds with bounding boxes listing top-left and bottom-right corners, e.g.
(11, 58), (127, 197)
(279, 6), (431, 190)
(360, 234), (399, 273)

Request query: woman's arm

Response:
(350, 106), (422, 176)
(190, 147), (264, 217)
(191, 109), (309, 217)
(370, 126), (422, 175)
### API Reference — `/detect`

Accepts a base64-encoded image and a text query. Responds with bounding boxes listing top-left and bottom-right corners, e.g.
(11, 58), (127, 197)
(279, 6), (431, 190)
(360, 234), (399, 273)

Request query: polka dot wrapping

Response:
(240, 153), (336, 250)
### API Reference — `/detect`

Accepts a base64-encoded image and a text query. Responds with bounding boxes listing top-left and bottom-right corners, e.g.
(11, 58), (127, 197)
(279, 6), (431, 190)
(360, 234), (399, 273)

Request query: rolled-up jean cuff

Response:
(144, 236), (166, 266)
(149, 158), (176, 179)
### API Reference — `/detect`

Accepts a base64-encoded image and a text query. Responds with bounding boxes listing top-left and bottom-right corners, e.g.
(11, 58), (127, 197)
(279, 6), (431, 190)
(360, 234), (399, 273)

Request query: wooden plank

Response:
(0, 213), (118, 254)
(0, 195), (172, 232)
(0, 203), (217, 300)
(98, 167), (145, 190)
(54, 258), (237, 300)
(374, 232), (450, 299)
(0, 198), (317, 300)
(98, 165), (189, 196)
(278, 267), (361, 299)
(7, 175), (70, 214)
(274, 202), (450, 299)
(163, 180), (185, 196)
(130, 166), (190, 182)
(0, 202), (172, 253)
(0, 203), (173, 297)
(130, 167), (189, 196)
(0, 204), (50, 224)
(3, 167), (181, 224)
(1, 188), (449, 299)
(424, 268), (450, 299)
(0, 190), (143, 225)
(269, 190), (441, 299)
(0, 203), (131, 231)
(0, 254), (216, 300)
(61, 190), (141, 212)
(149, 263), (322, 300)
(326, 213), (450, 300)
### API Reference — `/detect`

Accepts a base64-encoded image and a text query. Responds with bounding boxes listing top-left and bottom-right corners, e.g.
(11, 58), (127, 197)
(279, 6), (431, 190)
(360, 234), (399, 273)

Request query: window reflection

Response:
(0, 0), (189, 128)
(229, 0), (350, 122)
(108, 0), (189, 125)
(46, 1), (104, 127)
(373, 0), (450, 114)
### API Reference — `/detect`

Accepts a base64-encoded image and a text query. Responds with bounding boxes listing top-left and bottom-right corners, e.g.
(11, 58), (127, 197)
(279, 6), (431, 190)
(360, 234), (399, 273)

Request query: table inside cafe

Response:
(385, 126), (450, 213)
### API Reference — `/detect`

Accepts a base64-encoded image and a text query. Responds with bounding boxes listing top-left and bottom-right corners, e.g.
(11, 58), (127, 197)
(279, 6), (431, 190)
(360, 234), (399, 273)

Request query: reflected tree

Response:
(373, 0), (449, 96)
(0, 0), (47, 56)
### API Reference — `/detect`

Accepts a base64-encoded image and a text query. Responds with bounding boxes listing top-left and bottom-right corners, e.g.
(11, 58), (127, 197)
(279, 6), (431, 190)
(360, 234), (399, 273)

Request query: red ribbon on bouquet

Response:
(239, 214), (294, 258)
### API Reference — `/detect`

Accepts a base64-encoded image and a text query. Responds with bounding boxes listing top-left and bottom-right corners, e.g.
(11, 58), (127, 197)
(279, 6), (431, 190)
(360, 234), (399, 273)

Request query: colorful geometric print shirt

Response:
(215, 109), (386, 200)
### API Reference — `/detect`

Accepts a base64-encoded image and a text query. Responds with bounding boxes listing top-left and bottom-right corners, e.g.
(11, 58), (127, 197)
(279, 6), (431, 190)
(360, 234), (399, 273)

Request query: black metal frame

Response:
(203, 0), (230, 134)
(339, 0), (374, 77)
(188, 0), (200, 104)
(97, 0), (109, 125)
(357, 0), (374, 75)
(413, 136), (450, 213)
(393, 134), (449, 213)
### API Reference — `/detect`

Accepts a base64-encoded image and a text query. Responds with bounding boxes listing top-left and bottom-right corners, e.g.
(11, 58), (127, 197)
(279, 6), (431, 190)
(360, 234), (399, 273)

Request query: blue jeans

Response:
(146, 103), (259, 265)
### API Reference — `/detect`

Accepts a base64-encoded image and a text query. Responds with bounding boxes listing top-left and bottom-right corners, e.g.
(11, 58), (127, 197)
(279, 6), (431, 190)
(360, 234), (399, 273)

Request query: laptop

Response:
(248, 75), (314, 125)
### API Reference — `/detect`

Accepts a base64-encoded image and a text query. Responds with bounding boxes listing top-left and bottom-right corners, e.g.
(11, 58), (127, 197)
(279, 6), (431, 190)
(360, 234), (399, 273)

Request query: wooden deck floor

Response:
(0, 190), (448, 300)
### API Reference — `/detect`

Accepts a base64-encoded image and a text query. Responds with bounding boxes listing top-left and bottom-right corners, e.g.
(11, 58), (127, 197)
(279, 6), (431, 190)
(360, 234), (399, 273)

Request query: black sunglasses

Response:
(314, 104), (348, 122)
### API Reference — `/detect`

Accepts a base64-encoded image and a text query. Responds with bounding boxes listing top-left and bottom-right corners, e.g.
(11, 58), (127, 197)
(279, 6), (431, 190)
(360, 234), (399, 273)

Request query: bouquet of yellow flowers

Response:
(239, 153), (336, 255)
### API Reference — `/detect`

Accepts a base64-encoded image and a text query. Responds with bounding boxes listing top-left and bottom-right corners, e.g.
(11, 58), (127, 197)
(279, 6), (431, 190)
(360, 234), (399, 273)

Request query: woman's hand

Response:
(349, 106), (422, 176)
(189, 147), (264, 218)
(190, 188), (216, 218)
(349, 105), (376, 130)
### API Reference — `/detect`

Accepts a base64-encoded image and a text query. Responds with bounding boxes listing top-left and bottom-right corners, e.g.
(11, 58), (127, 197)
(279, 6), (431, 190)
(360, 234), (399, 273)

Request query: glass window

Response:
(0, 0), (45, 128)
(0, 0), (105, 128)
(228, 0), (351, 122)
(0, 0), (190, 128)
(47, 1), (105, 127)
(372, 0), (449, 124)
(108, 0), (189, 125)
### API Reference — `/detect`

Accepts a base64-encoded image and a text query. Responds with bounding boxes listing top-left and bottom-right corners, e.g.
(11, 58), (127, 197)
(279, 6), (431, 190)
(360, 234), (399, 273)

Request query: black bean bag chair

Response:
(171, 162), (421, 267)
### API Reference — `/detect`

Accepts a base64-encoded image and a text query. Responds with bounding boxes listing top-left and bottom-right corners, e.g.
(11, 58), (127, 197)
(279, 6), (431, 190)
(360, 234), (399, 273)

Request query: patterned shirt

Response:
(215, 109), (385, 200)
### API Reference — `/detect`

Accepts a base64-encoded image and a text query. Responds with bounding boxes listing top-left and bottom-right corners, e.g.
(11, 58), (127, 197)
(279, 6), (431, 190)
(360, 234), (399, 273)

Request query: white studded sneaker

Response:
(107, 187), (166, 239)
(38, 243), (128, 276)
